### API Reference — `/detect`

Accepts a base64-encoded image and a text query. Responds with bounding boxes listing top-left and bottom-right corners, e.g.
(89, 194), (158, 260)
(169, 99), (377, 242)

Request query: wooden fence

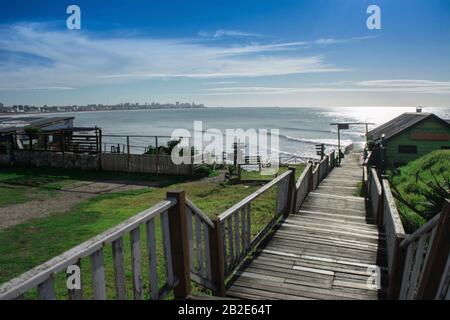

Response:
(294, 163), (313, 213)
(101, 153), (192, 175)
(399, 200), (450, 300)
(312, 151), (335, 190)
(363, 153), (450, 300)
(0, 155), (338, 300)
(0, 197), (183, 300)
(218, 171), (293, 279)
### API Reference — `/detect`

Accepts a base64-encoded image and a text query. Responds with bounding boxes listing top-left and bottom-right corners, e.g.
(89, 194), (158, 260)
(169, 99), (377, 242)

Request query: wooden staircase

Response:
(226, 151), (388, 300)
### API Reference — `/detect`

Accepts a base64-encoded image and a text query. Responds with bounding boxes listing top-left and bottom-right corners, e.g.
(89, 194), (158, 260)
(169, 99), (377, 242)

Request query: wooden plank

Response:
(234, 209), (241, 260)
(90, 249), (106, 300)
(203, 223), (212, 281)
(130, 227), (143, 300)
(160, 211), (174, 287)
(112, 238), (127, 300)
(227, 216), (234, 271)
(187, 208), (194, 272)
(67, 260), (83, 300)
(37, 276), (56, 300)
(166, 191), (191, 299)
(246, 204), (251, 250)
(146, 219), (159, 300)
(195, 214), (204, 276)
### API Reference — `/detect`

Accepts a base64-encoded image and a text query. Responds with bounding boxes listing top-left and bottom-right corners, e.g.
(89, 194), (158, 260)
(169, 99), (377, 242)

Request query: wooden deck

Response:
(226, 151), (388, 300)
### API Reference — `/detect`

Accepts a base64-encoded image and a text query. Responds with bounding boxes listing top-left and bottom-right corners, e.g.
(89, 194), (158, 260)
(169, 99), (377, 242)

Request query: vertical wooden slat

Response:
(146, 219), (159, 300)
(416, 201), (450, 299)
(399, 243), (415, 299)
(130, 227), (143, 300)
(37, 276), (56, 300)
(112, 238), (127, 300)
(195, 214), (204, 276)
(187, 208), (194, 272)
(227, 216), (234, 270)
(67, 259), (83, 300)
(246, 203), (251, 248)
(90, 249), (106, 300)
(234, 209), (241, 259)
(240, 206), (246, 254)
(221, 222), (228, 272)
(203, 222), (212, 281)
(407, 236), (427, 299)
(160, 210), (174, 286)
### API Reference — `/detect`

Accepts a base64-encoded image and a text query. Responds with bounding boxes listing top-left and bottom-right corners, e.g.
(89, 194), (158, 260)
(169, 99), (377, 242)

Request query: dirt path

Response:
(0, 181), (154, 230)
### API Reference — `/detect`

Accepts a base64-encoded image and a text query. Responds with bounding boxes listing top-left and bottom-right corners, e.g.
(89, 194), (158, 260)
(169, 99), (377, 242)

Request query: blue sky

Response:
(0, 0), (449, 107)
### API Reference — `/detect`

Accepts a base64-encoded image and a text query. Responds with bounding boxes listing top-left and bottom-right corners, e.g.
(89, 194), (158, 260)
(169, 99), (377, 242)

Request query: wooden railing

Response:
(367, 168), (383, 225)
(311, 151), (335, 190)
(217, 171), (293, 280)
(185, 198), (216, 292)
(294, 163), (313, 213)
(0, 155), (340, 300)
(0, 196), (183, 300)
(399, 200), (450, 300)
(381, 177), (407, 299)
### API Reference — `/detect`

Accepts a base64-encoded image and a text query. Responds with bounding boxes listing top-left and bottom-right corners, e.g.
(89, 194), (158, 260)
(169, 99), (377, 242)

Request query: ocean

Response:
(21, 107), (450, 159)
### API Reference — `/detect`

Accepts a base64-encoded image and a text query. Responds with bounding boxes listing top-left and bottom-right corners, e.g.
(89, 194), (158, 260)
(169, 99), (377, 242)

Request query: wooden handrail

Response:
(296, 163), (312, 189)
(382, 179), (406, 237)
(218, 170), (291, 221)
(185, 198), (215, 229)
(0, 199), (176, 300)
(400, 213), (440, 248)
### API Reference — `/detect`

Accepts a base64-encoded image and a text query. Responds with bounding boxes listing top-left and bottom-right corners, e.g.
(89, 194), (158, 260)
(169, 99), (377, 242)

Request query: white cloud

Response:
(202, 80), (450, 95)
(198, 29), (262, 38)
(315, 36), (378, 45)
(0, 22), (342, 90)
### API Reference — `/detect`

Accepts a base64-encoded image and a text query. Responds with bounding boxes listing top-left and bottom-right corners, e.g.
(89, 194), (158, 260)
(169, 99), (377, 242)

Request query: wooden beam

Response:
(416, 200), (450, 299)
(286, 166), (296, 217)
(166, 191), (191, 299)
(210, 218), (226, 296)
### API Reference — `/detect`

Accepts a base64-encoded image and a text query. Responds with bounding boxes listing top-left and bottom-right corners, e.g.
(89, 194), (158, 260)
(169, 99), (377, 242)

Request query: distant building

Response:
(367, 110), (450, 166)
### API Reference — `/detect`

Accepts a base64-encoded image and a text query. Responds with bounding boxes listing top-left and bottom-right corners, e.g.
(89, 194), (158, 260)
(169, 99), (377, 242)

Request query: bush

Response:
(194, 163), (218, 177)
(391, 150), (450, 231)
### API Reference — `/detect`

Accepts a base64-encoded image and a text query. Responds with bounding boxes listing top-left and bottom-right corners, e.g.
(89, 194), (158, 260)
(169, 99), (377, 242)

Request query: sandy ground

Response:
(0, 181), (153, 230)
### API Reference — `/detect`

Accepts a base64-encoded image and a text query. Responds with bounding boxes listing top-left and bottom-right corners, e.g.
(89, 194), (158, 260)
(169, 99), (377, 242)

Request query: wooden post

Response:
(388, 235), (407, 299)
(337, 128), (341, 165)
(416, 200), (450, 299)
(166, 191), (191, 299)
(210, 218), (226, 296)
(126, 136), (130, 172)
(382, 176), (407, 299)
(308, 161), (314, 192)
(286, 166), (296, 217)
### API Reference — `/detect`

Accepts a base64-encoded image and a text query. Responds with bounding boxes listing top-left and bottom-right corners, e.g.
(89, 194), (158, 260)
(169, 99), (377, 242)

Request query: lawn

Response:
(240, 164), (305, 181)
(0, 166), (287, 299)
(0, 167), (189, 207)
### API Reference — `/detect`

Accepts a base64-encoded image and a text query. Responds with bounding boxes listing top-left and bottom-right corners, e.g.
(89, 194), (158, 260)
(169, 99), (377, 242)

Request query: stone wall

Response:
(5, 150), (100, 170)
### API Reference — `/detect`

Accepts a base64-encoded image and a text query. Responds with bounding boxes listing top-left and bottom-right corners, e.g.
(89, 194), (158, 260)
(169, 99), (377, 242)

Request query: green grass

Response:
(0, 168), (282, 299)
(240, 164), (305, 181)
(0, 186), (30, 207)
(0, 166), (189, 207)
(390, 150), (450, 232)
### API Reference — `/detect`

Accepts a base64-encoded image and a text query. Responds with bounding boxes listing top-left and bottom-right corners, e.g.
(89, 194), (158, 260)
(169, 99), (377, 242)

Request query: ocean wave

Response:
(279, 134), (353, 147)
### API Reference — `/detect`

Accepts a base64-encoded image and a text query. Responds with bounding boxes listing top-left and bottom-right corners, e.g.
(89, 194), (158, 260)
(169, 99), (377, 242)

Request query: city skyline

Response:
(0, 0), (450, 108)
